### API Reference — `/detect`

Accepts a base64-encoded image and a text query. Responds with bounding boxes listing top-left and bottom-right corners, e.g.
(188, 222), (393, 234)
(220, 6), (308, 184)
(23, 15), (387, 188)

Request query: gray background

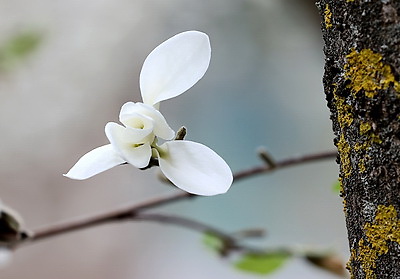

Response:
(0, 0), (347, 278)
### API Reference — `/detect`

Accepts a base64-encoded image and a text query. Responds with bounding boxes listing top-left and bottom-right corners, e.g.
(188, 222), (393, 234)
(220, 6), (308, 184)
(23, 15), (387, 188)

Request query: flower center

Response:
(131, 143), (144, 148)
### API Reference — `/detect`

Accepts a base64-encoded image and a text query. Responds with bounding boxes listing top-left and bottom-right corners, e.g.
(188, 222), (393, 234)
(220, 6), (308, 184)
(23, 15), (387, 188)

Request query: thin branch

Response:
(233, 150), (337, 182)
(134, 213), (269, 255)
(135, 213), (346, 276)
(31, 192), (193, 242)
(26, 150), (336, 244)
(134, 213), (233, 238)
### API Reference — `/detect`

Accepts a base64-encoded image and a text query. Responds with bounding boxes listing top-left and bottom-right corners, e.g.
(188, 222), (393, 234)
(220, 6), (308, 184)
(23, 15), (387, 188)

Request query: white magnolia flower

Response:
(65, 31), (233, 196)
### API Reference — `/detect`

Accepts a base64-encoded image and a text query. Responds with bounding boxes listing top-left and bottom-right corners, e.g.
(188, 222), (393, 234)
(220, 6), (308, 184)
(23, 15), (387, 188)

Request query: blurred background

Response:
(0, 0), (347, 278)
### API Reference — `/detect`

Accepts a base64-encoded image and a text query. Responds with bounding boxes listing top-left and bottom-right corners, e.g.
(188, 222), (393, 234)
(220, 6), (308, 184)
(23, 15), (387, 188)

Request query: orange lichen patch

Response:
(356, 205), (400, 278)
(324, 4), (333, 29)
(345, 49), (400, 98)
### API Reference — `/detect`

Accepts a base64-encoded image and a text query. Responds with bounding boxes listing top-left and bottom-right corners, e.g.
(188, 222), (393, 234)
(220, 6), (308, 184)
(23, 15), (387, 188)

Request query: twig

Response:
(233, 150), (336, 182)
(257, 147), (277, 169)
(134, 213), (233, 239)
(134, 213), (269, 256)
(26, 150), (337, 244)
(31, 192), (193, 242)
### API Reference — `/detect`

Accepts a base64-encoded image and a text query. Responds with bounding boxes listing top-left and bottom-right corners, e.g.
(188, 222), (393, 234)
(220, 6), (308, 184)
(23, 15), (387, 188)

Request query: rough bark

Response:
(316, 1), (400, 278)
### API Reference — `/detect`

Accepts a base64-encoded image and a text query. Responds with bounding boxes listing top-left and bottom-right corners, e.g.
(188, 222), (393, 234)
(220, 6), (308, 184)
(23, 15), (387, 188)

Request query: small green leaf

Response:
(202, 232), (224, 253)
(235, 252), (290, 275)
(0, 31), (42, 71)
(332, 179), (341, 194)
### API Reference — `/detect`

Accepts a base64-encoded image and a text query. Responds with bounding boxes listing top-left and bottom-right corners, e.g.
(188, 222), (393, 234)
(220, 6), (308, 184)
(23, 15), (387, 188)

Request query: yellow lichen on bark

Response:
(334, 93), (353, 129)
(365, 205), (400, 254)
(347, 248), (356, 279)
(358, 158), (366, 173)
(370, 134), (382, 144)
(337, 134), (352, 177)
(354, 123), (382, 152)
(345, 49), (400, 98)
(324, 4), (333, 29)
(354, 142), (369, 152)
(355, 205), (400, 278)
(359, 121), (372, 135)
(334, 88), (353, 177)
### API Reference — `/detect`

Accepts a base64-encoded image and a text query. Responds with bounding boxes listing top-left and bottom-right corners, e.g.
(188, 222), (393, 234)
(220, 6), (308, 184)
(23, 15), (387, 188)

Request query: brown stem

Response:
(233, 150), (337, 181)
(31, 192), (193, 242)
(27, 150), (337, 244)
(133, 213), (269, 256)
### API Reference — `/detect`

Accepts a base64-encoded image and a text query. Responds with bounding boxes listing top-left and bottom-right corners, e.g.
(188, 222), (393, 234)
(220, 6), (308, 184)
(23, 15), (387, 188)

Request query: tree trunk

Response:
(316, 1), (400, 278)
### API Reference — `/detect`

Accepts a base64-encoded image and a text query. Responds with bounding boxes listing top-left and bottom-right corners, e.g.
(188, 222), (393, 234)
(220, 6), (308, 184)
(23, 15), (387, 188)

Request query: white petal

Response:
(109, 113), (154, 143)
(106, 122), (153, 146)
(157, 141), (232, 196)
(121, 142), (152, 168)
(140, 31), (211, 106)
(105, 122), (152, 168)
(119, 102), (174, 140)
(64, 144), (126, 180)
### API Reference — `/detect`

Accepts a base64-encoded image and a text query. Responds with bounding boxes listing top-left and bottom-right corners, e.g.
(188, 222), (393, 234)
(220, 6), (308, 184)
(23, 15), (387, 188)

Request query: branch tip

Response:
(257, 147), (277, 169)
(174, 126), (187, 140)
